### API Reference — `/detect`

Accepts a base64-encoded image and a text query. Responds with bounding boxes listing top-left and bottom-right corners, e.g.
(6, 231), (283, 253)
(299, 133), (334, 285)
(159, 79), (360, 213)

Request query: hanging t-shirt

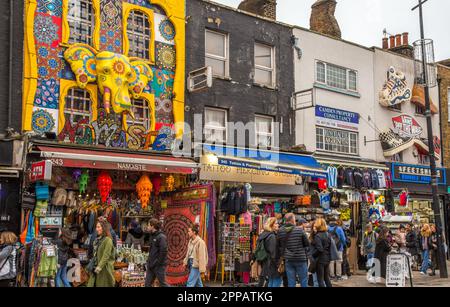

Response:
(384, 170), (393, 189)
(399, 191), (409, 206)
(344, 168), (355, 187)
(353, 168), (364, 189)
(318, 178), (328, 191)
(320, 193), (331, 210)
(330, 191), (341, 208)
(376, 170), (386, 189)
(337, 167), (345, 189)
(370, 170), (379, 189)
(362, 170), (372, 189)
(327, 166), (338, 188)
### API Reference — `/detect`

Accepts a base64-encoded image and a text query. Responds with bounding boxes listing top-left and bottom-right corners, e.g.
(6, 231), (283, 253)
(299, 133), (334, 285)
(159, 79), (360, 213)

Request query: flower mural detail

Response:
(34, 14), (60, 46)
(32, 108), (56, 134)
(159, 19), (175, 41)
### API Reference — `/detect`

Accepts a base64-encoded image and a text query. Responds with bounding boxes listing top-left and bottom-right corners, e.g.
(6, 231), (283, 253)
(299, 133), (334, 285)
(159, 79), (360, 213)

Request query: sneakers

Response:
(379, 129), (414, 157)
(420, 271), (426, 276)
(341, 275), (348, 280)
(379, 66), (412, 107)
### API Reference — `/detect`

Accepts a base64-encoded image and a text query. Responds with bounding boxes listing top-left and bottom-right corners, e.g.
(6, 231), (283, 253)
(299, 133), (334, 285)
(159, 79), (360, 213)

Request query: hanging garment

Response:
(318, 178), (328, 190)
(376, 169), (387, 189)
(362, 169), (372, 189)
(353, 168), (364, 189)
(319, 192), (331, 210)
(344, 168), (355, 187)
(384, 170), (393, 189)
(370, 170), (379, 189)
(327, 166), (338, 188)
(337, 167), (345, 189)
(330, 191), (341, 208)
(399, 191), (409, 207)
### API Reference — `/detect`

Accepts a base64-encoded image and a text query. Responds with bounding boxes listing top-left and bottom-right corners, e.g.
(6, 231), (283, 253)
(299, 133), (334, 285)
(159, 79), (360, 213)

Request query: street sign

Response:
(386, 254), (407, 287)
(30, 160), (52, 182)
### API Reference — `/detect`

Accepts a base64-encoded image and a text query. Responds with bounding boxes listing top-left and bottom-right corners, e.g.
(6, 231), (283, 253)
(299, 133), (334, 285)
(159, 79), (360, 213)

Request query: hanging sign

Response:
(391, 163), (446, 185)
(392, 115), (423, 138)
(315, 105), (359, 131)
(386, 254), (407, 287)
(30, 160), (52, 182)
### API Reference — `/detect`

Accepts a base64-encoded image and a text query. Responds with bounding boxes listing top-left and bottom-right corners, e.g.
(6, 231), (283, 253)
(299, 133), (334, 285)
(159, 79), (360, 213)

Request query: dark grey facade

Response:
(185, 0), (295, 149)
(0, 0), (24, 133)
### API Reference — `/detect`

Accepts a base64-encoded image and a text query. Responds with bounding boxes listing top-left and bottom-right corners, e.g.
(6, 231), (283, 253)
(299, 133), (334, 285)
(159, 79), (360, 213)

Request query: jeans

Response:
(317, 263), (332, 288)
(187, 267), (203, 287)
(267, 276), (282, 288)
(421, 250), (430, 274)
(285, 260), (308, 288)
(56, 264), (71, 288)
(366, 253), (375, 269)
(312, 273), (319, 287)
(145, 265), (169, 287)
(329, 251), (343, 277)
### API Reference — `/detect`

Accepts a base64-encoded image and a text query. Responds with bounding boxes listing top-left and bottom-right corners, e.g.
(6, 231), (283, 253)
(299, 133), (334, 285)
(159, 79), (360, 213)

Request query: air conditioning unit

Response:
(188, 66), (213, 93)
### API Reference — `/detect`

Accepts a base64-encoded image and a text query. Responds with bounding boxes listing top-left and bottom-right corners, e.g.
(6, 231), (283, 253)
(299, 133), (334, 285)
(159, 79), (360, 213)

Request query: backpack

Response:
(330, 227), (342, 250)
(0, 245), (18, 281)
(254, 235), (269, 262)
(329, 234), (340, 262)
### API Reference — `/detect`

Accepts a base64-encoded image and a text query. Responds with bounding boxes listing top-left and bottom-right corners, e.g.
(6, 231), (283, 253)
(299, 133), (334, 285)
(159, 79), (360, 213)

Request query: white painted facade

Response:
(293, 27), (442, 167)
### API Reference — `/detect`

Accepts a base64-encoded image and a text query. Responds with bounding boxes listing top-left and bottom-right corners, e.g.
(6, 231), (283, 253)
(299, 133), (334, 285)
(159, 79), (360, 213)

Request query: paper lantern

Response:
(136, 175), (153, 209)
(166, 175), (175, 192)
(152, 176), (162, 196)
(73, 169), (82, 182)
(97, 171), (113, 203)
(79, 170), (89, 194)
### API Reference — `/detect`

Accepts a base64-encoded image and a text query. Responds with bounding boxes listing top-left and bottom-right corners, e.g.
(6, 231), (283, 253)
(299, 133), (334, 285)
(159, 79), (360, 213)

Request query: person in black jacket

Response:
(374, 226), (391, 280)
(429, 224), (439, 276)
(405, 223), (419, 270)
(311, 218), (332, 287)
(257, 217), (281, 287)
(277, 213), (310, 288)
(145, 218), (169, 287)
(55, 228), (73, 288)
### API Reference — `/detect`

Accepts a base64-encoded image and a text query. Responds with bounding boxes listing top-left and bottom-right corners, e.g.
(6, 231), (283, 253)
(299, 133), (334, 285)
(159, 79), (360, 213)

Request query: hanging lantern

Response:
(97, 171), (113, 203)
(166, 175), (175, 192)
(73, 169), (82, 182)
(79, 170), (89, 194)
(136, 174), (153, 209)
(152, 176), (162, 196)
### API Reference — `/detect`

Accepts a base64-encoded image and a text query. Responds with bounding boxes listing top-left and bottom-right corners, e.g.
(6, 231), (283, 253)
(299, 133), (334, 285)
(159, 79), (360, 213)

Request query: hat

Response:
(296, 217), (307, 225)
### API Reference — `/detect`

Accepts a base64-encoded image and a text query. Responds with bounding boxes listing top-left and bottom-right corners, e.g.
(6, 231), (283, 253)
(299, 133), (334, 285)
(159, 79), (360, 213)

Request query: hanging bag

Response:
(329, 233), (340, 262)
(19, 211), (30, 245)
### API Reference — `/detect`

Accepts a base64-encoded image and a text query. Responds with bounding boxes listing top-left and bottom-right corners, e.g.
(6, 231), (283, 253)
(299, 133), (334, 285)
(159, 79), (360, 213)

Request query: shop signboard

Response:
(30, 160), (52, 182)
(392, 114), (423, 138)
(386, 254), (407, 287)
(315, 105), (359, 131)
(391, 163), (446, 185)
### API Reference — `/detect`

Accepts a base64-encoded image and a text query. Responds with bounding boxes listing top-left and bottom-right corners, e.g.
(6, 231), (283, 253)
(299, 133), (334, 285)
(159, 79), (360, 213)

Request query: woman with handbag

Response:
(311, 218), (332, 288)
(0, 232), (18, 287)
(87, 221), (116, 287)
(308, 223), (319, 287)
(257, 217), (281, 288)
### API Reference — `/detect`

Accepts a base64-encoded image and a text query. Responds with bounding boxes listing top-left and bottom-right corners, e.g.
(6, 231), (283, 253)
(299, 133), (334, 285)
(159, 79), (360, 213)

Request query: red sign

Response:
(30, 160), (52, 182)
(392, 115), (423, 138)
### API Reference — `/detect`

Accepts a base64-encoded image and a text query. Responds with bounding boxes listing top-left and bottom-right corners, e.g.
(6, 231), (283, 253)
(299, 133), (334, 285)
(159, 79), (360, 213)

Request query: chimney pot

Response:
(402, 32), (409, 46)
(382, 37), (389, 49)
(389, 35), (396, 49)
(396, 34), (402, 47)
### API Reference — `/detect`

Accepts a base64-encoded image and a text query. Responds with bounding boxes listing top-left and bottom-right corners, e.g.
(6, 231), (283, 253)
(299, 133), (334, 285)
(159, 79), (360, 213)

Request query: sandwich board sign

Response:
(386, 254), (407, 287)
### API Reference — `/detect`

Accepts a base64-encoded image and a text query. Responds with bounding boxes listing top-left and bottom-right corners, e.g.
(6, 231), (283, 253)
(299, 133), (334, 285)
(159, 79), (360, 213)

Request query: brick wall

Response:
(438, 64), (450, 167)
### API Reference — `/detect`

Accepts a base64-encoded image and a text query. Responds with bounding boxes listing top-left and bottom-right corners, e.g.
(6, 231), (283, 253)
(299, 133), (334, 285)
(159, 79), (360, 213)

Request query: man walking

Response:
(278, 213), (310, 287)
(145, 219), (169, 287)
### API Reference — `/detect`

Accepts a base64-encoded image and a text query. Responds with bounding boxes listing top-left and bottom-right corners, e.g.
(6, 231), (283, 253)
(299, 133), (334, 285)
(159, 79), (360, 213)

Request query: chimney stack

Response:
(310, 0), (342, 39)
(238, 0), (277, 20)
(384, 32), (414, 59)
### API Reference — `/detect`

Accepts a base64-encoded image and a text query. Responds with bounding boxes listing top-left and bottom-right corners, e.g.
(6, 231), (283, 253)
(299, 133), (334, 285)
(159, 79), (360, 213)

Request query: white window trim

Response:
(316, 126), (359, 156)
(205, 30), (229, 78)
(255, 115), (274, 147)
(204, 107), (228, 143)
(315, 60), (358, 93)
(254, 43), (276, 87)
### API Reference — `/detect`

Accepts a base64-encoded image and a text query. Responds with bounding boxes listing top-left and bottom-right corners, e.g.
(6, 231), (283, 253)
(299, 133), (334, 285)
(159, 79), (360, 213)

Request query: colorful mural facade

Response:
(23, 0), (185, 151)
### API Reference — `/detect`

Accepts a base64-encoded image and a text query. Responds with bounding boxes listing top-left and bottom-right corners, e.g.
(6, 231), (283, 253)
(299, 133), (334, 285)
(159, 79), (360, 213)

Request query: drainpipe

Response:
(7, 0), (14, 129)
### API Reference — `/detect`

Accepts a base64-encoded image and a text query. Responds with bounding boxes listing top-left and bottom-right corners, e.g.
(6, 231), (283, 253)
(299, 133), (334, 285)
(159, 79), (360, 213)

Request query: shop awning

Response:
(316, 156), (389, 170)
(202, 144), (327, 178)
(37, 146), (198, 174)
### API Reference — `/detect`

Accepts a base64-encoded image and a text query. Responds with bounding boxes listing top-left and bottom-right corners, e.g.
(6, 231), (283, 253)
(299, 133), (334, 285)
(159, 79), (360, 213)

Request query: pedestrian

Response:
(256, 217), (281, 288)
(277, 213), (310, 288)
(419, 224), (433, 276)
(125, 220), (145, 249)
(87, 220), (116, 287)
(374, 226), (391, 281)
(361, 223), (377, 270)
(308, 222), (319, 287)
(184, 224), (208, 287)
(311, 218), (332, 288)
(328, 218), (347, 281)
(406, 223), (419, 271)
(0, 232), (18, 287)
(145, 218), (169, 287)
(55, 228), (73, 287)
(88, 216), (118, 259)
(393, 224), (407, 253)
(429, 224), (439, 276)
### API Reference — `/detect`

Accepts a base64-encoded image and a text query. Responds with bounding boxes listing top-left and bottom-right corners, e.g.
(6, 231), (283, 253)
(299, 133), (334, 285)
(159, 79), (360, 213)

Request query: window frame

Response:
(418, 153), (430, 165)
(254, 42), (276, 87)
(62, 0), (100, 49)
(205, 29), (229, 78)
(123, 3), (155, 64)
(59, 79), (98, 134)
(316, 126), (359, 156)
(204, 107), (228, 144)
(255, 114), (275, 148)
(315, 60), (358, 93)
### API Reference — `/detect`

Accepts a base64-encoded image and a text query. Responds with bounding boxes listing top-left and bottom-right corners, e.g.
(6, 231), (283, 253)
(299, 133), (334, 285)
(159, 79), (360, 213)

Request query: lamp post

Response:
(412, 0), (448, 278)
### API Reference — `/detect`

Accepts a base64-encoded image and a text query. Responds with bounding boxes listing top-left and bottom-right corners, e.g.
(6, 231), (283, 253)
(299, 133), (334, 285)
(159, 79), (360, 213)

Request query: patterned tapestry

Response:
(164, 184), (216, 285)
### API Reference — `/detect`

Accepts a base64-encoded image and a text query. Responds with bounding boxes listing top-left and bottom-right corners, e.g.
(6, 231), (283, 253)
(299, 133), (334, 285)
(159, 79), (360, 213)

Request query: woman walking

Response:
(184, 224), (208, 287)
(55, 228), (73, 287)
(257, 217), (281, 287)
(361, 223), (377, 270)
(374, 226), (391, 282)
(419, 224), (433, 276)
(311, 218), (332, 287)
(87, 220), (116, 287)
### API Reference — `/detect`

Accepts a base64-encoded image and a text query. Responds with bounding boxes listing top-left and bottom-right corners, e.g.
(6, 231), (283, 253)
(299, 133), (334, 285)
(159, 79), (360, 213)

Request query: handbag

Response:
(308, 257), (318, 273)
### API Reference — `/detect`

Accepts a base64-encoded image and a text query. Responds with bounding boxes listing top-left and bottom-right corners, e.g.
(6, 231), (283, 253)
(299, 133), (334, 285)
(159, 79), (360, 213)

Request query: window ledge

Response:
(386, 107), (403, 113)
(313, 83), (361, 98)
(252, 83), (278, 91)
(315, 150), (360, 158)
(213, 76), (232, 82)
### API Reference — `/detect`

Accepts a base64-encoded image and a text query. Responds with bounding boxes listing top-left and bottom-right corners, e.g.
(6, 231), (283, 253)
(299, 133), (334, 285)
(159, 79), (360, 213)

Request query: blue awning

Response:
(203, 144), (327, 179)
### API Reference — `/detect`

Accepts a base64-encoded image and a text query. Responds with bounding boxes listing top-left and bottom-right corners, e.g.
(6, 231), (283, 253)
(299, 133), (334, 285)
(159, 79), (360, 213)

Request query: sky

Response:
(213, 0), (449, 61)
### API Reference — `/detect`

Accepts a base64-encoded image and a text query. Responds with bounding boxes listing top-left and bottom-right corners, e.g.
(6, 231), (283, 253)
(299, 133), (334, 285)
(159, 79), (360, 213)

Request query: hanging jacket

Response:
(337, 167), (345, 189)
(362, 170), (372, 189)
(353, 168), (363, 189)
(370, 170), (379, 189)
(344, 168), (354, 187)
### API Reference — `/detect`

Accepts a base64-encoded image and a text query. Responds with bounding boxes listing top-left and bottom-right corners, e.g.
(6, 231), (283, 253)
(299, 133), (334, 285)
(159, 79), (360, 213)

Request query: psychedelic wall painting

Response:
(23, 0), (186, 151)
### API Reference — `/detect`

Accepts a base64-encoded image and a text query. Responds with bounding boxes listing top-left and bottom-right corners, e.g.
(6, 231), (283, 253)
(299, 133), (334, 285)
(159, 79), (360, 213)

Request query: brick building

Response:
(438, 62), (450, 167)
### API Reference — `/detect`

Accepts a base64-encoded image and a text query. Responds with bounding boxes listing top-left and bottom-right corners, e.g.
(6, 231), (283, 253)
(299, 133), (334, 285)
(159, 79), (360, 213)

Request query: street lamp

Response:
(412, 0), (448, 278)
